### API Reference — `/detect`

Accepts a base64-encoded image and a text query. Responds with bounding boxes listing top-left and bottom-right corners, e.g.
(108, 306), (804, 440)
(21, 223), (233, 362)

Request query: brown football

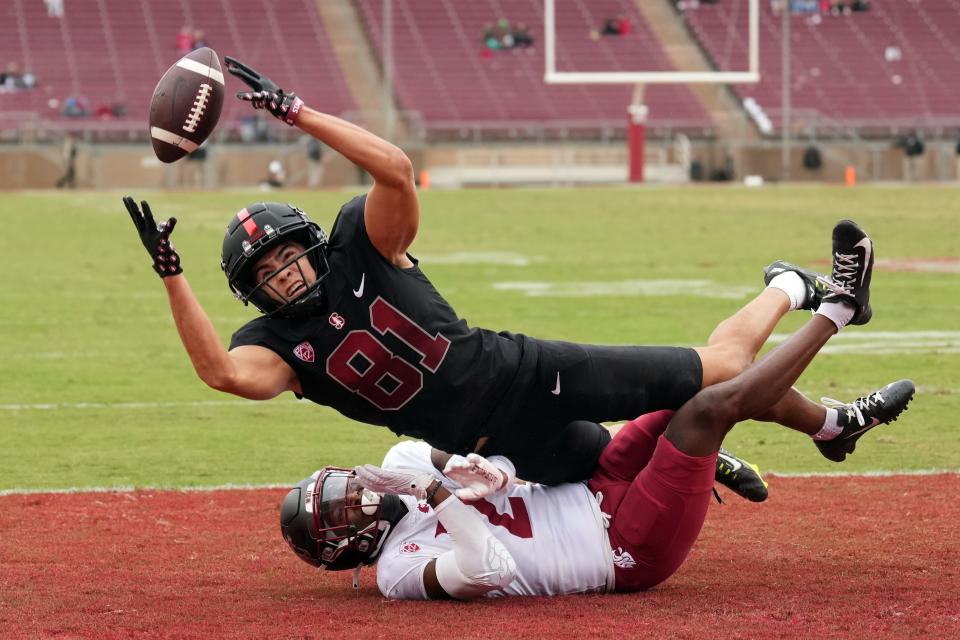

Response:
(149, 47), (224, 163)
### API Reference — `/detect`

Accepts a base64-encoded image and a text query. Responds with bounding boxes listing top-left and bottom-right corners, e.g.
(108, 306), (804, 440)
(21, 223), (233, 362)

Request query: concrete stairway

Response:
(631, 0), (758, 140)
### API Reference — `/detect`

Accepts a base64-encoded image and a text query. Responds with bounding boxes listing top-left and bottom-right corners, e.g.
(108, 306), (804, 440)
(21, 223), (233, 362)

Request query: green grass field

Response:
(1, 185), (958, 491)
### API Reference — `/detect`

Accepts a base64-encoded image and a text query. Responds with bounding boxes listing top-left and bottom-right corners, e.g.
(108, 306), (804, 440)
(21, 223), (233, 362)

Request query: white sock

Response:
(767, 271), (807, 311)
(812, 408), (842, 441)
(815, 301), (855, 330)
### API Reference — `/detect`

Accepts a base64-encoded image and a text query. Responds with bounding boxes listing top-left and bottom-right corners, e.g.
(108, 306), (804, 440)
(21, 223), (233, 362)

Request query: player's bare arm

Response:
(124, 196), (297, 400)
(225, 57), (418, 267)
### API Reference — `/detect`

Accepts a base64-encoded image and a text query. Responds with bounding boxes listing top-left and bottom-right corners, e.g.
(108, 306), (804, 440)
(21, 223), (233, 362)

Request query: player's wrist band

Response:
(424, 479), (442, 503)
(283, 97), (304, 126)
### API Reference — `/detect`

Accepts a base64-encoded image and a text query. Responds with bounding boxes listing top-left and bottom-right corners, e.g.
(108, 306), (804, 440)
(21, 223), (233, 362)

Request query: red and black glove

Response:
(224, 56), (303, 126)
(123, 196), (182, 278)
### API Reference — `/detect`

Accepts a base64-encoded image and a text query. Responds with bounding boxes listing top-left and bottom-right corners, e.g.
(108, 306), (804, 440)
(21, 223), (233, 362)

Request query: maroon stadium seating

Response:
(681, 0), (960, 133)
(354, 0), (713, 137)
(0, 0), (354, 131)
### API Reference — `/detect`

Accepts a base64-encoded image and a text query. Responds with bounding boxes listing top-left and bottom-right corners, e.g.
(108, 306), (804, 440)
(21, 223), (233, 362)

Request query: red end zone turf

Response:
(1, 476), (958, 639)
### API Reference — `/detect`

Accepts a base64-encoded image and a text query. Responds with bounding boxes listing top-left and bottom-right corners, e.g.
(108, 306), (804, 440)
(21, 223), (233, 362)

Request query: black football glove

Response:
(123, 196), (183, 278)
(224, 56), (304, 126)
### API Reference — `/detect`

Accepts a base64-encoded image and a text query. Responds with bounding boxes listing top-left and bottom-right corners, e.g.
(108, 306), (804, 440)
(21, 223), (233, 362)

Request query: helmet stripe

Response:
(236, 208), (259, 237)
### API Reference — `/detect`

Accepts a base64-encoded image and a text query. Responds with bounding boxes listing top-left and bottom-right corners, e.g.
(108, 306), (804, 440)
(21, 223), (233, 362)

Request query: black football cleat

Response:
(815, 379), (916, 462)
(820, 219), (874, 325)
(763, 260), (832, 311)
(715, 448), (768, 502)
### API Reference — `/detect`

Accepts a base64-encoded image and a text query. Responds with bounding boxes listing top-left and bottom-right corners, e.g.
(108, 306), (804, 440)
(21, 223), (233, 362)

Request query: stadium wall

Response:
(1, 140), (958, 190)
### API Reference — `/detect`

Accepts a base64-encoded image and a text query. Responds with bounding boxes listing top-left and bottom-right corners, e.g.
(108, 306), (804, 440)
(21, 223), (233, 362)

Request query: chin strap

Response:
(352, 566), (361, 593)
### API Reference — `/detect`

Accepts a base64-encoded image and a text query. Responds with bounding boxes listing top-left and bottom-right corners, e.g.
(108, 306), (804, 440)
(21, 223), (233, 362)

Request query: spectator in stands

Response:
(828, 0), (851, 16)
(176, 26), (194, 54)
(95, 103), (115, 120)
(512, 23), (534, 48)
(193, 29), (209, 50)
(602, 16), (621, 36)
(601, 15), (631, 36)
(851, 0), (869, 11)
(61, 95), (89, 117)
(884, 45), (902, 62)
(497, 18), (514, 49)
(0, 62), (35, 92)
(482, 23), (501, 51)
(790, 0), (819, 13)
(45, 0), (64, 18)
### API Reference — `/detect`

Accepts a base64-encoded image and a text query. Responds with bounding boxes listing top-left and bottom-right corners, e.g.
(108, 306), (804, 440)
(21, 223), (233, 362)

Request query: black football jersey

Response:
(230, 194), (525, 453)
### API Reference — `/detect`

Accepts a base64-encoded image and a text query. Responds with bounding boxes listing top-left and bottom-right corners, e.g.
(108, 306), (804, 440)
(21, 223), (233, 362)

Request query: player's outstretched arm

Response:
(225, 57), (418, 267)
(123, 197), (296, 400)
(355, 465), (518, 600)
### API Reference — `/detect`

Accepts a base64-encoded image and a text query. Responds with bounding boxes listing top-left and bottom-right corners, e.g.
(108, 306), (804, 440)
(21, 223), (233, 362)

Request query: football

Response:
(149, 47), (224, 163)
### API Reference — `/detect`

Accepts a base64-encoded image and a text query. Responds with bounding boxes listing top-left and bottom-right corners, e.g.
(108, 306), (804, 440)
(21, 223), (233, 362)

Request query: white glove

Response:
(443, 453), (515, 500)
(354, 464), (437, 500)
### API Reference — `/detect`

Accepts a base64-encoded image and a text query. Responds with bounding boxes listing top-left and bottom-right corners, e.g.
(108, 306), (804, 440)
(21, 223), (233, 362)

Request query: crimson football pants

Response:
(586, 410), (717, 591)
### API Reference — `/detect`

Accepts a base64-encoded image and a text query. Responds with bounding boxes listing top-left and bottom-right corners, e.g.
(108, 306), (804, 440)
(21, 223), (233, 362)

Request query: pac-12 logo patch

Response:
(400, 541), (421, 554)
(328, 313), (346, 330)
(293, 342), (315, 363)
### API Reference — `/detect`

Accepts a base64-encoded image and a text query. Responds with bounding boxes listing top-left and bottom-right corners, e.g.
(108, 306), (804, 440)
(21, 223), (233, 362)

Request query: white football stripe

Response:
(175, 57), (225, 84)
(150, 126), (199, 152)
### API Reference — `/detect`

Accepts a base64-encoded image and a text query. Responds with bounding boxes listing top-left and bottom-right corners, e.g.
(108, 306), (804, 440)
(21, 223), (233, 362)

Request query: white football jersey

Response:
(374, 442), (614, 599)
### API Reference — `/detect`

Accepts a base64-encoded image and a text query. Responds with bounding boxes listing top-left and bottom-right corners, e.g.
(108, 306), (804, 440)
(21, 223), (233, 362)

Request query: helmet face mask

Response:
(313, 468), (384, 569)
(243, 242), (330, 317)
(221, 202), (331, 318)
(280, 467), (394, 573)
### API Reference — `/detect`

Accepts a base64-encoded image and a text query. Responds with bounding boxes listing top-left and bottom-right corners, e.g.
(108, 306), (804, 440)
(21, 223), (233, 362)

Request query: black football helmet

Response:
(280, 467), (407, 572)
(221, 202), (330, 317)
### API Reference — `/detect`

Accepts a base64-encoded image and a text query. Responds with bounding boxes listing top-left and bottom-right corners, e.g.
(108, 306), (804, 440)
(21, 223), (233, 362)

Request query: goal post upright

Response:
(543, 0), (760, 182)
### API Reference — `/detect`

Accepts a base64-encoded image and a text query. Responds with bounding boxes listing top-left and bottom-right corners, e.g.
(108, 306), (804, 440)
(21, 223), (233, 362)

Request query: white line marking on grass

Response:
(0, 399), (310, 411)
(419, 252), (540, 266)
(767, 469), (960, 478)
(767, 330), (960, 355)
(493, 280), (756, 299)
(0, 483), (291, 497)
(3, 471), (957, 497)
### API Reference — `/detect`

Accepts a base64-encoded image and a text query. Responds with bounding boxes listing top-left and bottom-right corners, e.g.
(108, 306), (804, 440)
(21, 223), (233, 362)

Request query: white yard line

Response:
(493, 279), (757, 299)
(766, 469), (959, 478)
(0, 399), (308, 411)
(2, 470), (957, 497)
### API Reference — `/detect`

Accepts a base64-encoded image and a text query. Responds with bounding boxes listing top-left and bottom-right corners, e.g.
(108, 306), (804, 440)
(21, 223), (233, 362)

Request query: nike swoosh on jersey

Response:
(353, 273), (366, 298)
(551, 373), (561, 395)
(854, 237), (872, 285)
(717, 452), (742, 471)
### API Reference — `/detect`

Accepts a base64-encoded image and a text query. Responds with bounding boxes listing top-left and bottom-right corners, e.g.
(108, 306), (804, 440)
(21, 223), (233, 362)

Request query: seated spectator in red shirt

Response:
(602, 15), (631, 36)
(176, 26), (194, 53)
(602, 16), (621, 36)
